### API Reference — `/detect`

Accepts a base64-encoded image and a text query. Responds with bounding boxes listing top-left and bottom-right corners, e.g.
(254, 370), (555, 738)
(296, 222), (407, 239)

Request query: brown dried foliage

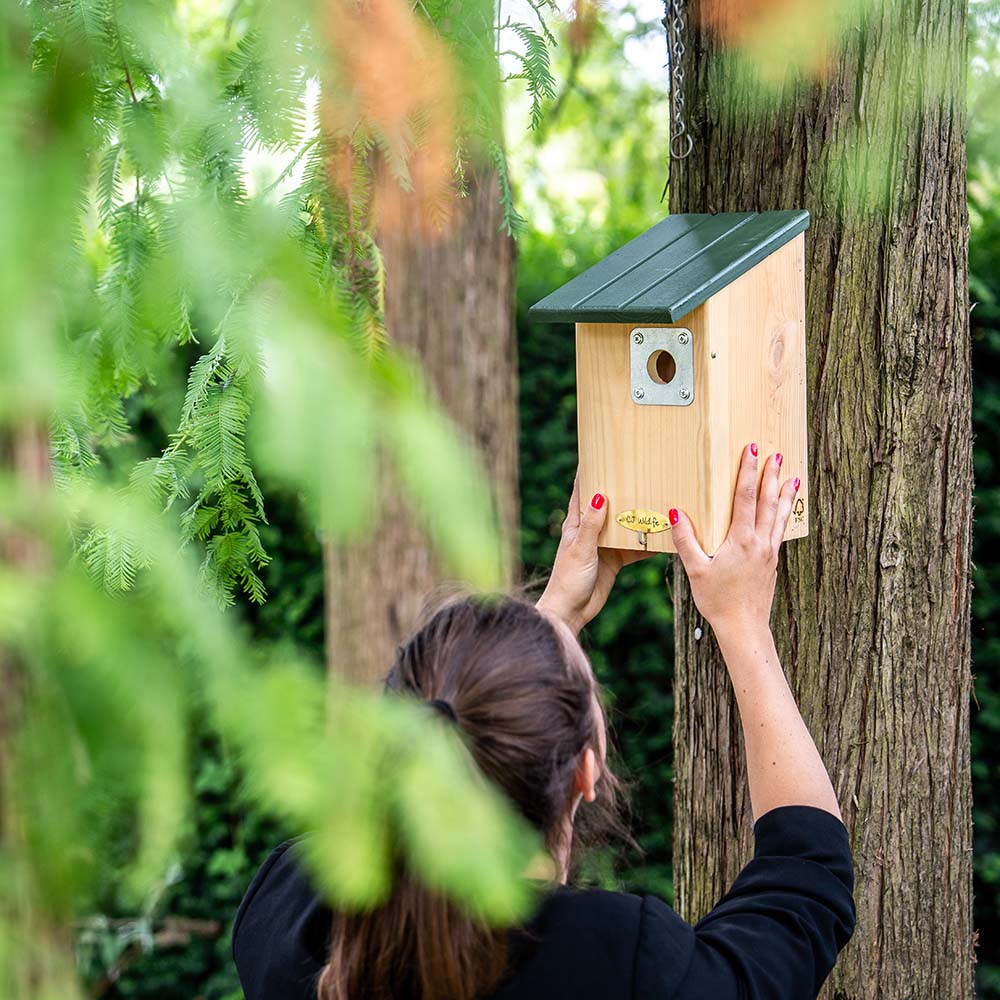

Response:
(695, 0), (844, 79)
(567, 0), (601, 54)
(322, 0), (459, 237)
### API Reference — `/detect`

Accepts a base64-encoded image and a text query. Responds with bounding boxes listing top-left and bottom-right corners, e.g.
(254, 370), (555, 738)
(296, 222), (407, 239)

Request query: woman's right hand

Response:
(668, 444), (800, 634)
(537, 472), (651, 635)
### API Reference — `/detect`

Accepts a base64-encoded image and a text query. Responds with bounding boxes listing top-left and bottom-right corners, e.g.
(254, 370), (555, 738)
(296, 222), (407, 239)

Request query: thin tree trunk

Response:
(667, 2), (973, 996)
(0, 426), (66, 996)
(324, 168), (519, 685)
(0, 424), (50, 824)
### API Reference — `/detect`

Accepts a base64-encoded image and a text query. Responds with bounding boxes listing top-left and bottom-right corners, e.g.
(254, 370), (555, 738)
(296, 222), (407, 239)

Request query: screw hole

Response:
(647, 349), (677, 385)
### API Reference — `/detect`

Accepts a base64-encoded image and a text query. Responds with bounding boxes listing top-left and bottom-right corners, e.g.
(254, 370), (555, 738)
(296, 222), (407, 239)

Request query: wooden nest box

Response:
(529, 210), (810, 555)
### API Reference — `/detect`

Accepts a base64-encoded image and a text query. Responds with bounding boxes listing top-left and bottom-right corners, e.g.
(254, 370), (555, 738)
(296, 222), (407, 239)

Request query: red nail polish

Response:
(793, 477), (801, 492)
(750, 443), (758, 457)
(776, 453), (783, 467)
(591, 493), (605, 510)
(668, 508), (679, 526)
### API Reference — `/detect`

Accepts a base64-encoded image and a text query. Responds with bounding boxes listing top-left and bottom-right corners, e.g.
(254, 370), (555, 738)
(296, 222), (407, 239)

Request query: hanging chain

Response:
(665, 0), (693, 160)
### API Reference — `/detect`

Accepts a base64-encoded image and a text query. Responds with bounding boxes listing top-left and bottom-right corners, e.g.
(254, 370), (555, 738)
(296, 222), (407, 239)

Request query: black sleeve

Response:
(232, 839), (295, 958)
(634, 806), (856, 1000)
(232, 839), (331, 1000)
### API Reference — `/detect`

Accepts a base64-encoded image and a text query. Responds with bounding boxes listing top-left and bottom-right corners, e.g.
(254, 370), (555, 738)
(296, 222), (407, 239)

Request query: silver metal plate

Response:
(629, 327), (694, 406)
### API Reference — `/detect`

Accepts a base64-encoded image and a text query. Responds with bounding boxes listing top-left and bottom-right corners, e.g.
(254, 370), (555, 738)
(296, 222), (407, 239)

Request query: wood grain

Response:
(324, 169), (519, 686)
(576, 233), (808, 555)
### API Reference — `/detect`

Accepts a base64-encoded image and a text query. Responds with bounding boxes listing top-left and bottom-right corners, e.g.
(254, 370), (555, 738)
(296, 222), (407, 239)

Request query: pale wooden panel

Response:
(576, 309), (716, 554)
(706, 233), (809, 547)
(575, 233), (808, 555)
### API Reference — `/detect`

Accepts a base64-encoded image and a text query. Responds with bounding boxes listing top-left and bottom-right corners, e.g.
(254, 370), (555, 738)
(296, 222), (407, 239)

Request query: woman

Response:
(233, 445), (855, 1000)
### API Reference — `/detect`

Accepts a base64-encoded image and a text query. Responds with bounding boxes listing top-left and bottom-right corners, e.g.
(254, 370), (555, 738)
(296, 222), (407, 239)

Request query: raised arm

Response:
(536, 475), (650, 635)
(669, 444), (841, 821)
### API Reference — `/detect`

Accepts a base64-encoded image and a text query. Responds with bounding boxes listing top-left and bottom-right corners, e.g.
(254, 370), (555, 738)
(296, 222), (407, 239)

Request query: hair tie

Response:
(427, 698), (458, 725)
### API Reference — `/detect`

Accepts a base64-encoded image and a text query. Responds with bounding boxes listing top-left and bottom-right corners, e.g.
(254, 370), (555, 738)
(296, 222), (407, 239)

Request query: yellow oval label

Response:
(616, 509), (669, 534)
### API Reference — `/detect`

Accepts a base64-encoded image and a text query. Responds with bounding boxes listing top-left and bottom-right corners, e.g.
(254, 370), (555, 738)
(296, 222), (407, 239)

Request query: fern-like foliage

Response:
(78, 525), (153, 595)
(47, 0), (559, 604)
(222, 29), (311, 152)
(3, 8), (553, 993)
(489, 139), (527, 237)
(169, 329), (269, 606)
(281, 130), (389, 357)
(509, 22), (557, 130)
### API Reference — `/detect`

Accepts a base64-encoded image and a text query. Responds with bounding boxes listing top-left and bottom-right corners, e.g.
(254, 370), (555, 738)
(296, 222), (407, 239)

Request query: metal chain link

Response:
(665, 0), (693, 160)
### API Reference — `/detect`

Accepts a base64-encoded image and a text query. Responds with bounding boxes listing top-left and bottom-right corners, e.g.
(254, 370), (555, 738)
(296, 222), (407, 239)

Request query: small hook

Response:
(670, 133), (694, 160)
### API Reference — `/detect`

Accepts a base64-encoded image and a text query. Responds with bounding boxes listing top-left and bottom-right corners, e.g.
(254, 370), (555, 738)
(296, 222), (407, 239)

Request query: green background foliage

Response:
(85, 4), (1000, 998)
(3, 1), (552, 996)
(7, 0), (1000, 996)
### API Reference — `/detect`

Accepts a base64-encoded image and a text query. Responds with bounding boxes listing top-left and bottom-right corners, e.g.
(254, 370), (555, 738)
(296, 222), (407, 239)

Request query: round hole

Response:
(647, 349), (677, 385)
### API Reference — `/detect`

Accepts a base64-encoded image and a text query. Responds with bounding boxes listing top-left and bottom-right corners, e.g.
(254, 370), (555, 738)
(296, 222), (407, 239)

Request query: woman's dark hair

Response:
(317, 594), (626, 1000)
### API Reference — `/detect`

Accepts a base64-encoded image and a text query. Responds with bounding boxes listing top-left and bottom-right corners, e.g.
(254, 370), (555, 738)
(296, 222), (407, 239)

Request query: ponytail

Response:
(318, 871), (507, 1000)
(317, 595), (626, 1000)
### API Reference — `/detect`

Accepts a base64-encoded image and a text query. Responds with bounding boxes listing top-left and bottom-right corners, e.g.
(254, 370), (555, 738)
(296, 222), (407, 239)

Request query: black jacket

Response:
(233, 805), (855, 1000)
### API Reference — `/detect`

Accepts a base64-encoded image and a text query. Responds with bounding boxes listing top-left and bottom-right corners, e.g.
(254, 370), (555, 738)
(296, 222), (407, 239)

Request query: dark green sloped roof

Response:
(528, 210), (809, 324)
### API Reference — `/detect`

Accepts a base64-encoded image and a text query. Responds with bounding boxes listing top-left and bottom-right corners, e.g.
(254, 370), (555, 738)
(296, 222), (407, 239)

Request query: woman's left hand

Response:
(536, 474), (652, 635)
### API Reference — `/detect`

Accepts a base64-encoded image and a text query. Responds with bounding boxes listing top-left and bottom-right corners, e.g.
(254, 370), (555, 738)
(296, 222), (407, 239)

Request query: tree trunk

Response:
(0, 426), (65, 995)
(667, 3), (974, 997)
(0, 424), (50, 826)
(324, 168), (519, 685)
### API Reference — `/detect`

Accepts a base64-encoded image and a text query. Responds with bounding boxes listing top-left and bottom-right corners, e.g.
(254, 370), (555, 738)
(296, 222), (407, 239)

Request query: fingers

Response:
(755, 453), (783, 535)
(730, 444), (759, 536)
(770, 476), (800, 550)
(669, 508), (710, 577)
(564, 471), (582, 532)
(575, 491), (607, 549)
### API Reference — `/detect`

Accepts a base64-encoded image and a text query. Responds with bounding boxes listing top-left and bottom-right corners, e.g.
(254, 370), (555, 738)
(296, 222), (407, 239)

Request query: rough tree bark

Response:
(667, 2), (974, 997)
(324, 168), (519, 685)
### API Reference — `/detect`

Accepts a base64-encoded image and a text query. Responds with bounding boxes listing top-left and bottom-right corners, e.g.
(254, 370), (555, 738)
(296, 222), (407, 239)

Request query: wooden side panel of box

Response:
(705, 233), (810, 546)
(576, 311), (716, 554)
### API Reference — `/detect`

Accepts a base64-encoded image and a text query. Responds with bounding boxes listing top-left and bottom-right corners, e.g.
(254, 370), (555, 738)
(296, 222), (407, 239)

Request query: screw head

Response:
(679, 387), (691, 400)
(633, 332), (644, 345)
(677, 331), (690, 345)
(633, 387), (645, 400)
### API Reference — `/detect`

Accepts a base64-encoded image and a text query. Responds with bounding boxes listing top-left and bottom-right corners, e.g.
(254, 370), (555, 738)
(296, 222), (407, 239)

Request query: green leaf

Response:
(510, 22), (557, 131)
(96, 142), (124, 221)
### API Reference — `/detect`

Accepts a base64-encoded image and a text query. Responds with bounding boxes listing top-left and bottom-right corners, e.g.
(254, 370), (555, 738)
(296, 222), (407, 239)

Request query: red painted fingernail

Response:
(750, 443), (758, 457)
(669, 508), (679, 526)
(776, 453), (783, 467)
(591, 493), (605, 510)
(794, 477), (801, 492)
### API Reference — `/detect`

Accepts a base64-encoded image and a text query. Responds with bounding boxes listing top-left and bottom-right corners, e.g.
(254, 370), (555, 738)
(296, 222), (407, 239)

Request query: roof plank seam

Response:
(570, 214), (718, 309)
(618, 215), (756, 308)
(529, 210), (810, 325)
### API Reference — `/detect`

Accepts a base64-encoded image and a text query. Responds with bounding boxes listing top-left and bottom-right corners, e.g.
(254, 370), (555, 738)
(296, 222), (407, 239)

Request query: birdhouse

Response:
(529, 210), (810, 555)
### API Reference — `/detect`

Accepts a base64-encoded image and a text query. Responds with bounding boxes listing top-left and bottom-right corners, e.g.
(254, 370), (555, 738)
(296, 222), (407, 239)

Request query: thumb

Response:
(669, 508), (709, 575)
(575, 491), (608, 549)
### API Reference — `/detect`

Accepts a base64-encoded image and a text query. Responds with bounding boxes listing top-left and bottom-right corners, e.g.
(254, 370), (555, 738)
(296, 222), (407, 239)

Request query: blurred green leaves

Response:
(0, 1), (537, 997)
(697, 0), (968, 220)
(21, 0), (510, 603)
